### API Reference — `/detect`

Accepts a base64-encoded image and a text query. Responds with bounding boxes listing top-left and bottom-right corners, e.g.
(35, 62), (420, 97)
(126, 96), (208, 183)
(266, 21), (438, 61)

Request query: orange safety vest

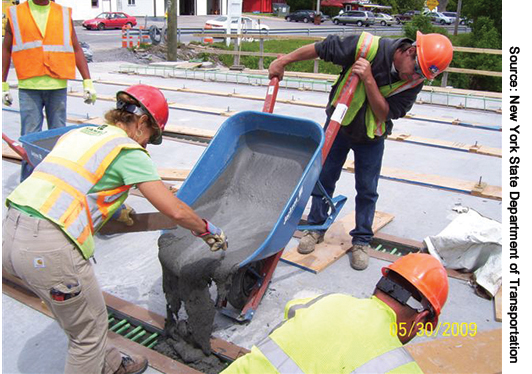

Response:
(8, 1), (76, 80)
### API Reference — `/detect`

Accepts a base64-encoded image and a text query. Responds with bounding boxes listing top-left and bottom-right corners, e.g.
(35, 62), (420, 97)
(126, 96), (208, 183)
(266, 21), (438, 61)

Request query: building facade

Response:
(45, 0), (270, 20)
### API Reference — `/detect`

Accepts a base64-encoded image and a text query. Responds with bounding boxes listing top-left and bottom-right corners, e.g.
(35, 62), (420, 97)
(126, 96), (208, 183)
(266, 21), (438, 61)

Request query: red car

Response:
(82, 12), (137, 30)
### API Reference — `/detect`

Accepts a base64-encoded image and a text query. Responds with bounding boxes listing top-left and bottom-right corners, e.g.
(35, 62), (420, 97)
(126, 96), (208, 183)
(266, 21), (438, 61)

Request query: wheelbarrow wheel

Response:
(227, 261), (263, 310)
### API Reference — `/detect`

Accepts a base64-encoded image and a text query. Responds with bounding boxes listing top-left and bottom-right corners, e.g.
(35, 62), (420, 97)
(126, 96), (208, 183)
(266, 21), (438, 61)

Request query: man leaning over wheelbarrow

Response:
(268, 31), (453, 270)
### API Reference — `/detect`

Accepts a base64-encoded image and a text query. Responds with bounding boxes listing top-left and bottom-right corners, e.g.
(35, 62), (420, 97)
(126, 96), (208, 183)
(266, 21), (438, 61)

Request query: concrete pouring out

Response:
(155, 130), (316, 370)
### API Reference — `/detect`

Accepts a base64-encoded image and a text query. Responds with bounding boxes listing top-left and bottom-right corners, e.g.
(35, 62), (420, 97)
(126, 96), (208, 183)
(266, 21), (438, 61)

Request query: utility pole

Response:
(454, 0), (463, 36)
(167, 0), (177, 61)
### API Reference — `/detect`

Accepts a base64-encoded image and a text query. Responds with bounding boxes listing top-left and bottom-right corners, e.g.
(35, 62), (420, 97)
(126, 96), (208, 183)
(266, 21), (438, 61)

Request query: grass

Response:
(206, 38), (343, 75)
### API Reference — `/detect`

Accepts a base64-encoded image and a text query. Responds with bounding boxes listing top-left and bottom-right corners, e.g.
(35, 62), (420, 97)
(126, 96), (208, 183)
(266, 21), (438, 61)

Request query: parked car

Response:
(394, 10), (420, 24)
(425, 11), (452, 25)
(332, 11), (375, 27)
(205, 16), (270, 31)
(284, 10), (326, 23)
(82, 12), (136, 30)
(374, 13), (394, 26)
(442, 11), (469, 25)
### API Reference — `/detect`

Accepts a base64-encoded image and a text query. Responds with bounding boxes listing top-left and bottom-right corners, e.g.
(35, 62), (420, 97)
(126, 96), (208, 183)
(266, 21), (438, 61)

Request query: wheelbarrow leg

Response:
(237, 250), (283, 321)
(218, 250), (283, 322)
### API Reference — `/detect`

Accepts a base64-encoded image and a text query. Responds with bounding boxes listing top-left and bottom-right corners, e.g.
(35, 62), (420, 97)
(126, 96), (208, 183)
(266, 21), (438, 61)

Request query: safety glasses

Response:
(117, 100), (161, 144)
(413, 54), (426, 79)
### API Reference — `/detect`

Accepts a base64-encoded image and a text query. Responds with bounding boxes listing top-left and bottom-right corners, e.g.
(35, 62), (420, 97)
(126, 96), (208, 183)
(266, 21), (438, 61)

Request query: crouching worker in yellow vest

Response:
(2, 85), (228, 374)
(222, 253), (448, 374)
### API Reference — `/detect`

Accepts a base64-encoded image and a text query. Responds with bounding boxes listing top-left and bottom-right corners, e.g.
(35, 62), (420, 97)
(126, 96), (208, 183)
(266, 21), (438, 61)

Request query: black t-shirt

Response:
(314, 34), (423, 144)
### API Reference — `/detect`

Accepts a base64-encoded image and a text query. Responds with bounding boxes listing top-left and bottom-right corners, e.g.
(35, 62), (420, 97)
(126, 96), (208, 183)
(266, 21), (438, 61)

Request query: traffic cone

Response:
(121, 26), (128, 48)
(203, 23), (213, 44)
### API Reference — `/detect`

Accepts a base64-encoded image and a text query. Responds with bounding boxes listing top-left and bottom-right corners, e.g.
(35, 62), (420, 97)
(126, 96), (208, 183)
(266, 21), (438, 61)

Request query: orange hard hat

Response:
(382, 253), (448, 328)
(416, 31), (453, 80)
(117, 84), (169, 144)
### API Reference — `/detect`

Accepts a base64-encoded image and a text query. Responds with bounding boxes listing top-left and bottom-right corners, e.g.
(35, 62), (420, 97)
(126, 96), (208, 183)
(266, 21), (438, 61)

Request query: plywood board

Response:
(281, 211), (394, 273)
(406, 328), (502, 374)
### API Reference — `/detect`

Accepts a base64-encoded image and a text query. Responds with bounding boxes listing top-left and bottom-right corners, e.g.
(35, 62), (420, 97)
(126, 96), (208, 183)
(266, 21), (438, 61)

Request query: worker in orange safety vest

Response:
(2, 0), (96, 182)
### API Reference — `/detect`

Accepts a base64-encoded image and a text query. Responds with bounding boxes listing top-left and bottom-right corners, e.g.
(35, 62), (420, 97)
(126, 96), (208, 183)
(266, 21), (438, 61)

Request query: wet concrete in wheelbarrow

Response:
(154, 130), (316, 373)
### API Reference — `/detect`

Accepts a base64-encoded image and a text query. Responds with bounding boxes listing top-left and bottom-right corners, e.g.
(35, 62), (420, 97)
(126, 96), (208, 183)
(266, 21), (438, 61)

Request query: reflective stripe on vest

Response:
(351, 346), (415, 374)
(10, 3), (73, 53)
(259, 294), (417, 374)
(331, 32), (423, 138)
(259, 337), (414, 374)
(8, 2), (75, 80)
(32, 129), (141, 250)
(257, 337), (305, 374)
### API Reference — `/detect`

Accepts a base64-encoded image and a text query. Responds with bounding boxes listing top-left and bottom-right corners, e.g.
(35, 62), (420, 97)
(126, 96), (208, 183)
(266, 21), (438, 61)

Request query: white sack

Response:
(424, 209), (502, 297)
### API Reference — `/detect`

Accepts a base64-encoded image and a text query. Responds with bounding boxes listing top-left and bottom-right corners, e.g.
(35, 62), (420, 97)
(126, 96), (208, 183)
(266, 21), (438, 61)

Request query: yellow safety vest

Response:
(8, 125), (146, 259)
(8, 1), (76, 80)
(331, 32), (424, 139)
(222, 294), (424, 374)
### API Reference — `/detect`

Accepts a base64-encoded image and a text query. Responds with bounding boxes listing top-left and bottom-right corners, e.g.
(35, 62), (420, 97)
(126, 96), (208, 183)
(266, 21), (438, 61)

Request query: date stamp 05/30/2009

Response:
(390, 322), (478, 338)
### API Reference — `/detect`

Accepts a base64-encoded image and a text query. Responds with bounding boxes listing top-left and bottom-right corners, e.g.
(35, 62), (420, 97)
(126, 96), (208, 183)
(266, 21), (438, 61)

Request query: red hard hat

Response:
(117, 84), (169, 144)
(416, 31), (453, 80)
(382, 253), (448, 328)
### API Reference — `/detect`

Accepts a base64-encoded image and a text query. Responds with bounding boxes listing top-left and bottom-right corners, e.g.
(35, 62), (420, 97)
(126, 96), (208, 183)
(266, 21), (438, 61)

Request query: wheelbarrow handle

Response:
(262, 77), (279, 114)
(321, 73), (360, 162)
(2, 132), (34, 167)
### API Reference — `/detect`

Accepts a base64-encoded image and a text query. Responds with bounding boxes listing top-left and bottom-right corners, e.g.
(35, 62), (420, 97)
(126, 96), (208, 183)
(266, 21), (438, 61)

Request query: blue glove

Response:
(193, 219), (228, 252)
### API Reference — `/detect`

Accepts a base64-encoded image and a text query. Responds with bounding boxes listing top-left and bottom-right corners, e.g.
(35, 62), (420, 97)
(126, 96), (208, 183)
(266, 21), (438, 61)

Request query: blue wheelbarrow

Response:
(13, 74), (360, 322)
(166, 77), (359, 321)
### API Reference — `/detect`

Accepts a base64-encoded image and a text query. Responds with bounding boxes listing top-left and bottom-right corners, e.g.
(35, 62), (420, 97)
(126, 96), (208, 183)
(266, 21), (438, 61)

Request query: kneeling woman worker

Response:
(2, 85), (227, 374)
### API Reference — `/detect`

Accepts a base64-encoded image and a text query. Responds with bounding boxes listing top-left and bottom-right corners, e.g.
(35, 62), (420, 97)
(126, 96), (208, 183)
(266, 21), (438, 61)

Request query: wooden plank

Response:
(343, 161), (502, 201)
(281, 211), (394, 273)
(2, 143), (22, 161)
(388, 133), (501, 158)
(453, 46), (502, 55)
(420, 85), (502, 99)
(404, 113), (501, 130)
(157, 168), (190, 181)
(164, 124), (216, 138)
(67, 91), (237, 117)
(446, 67), (502, 77)
(406, 329), (502, 374)
(103, 292), (250, 361)
(494, 287), (502, 322)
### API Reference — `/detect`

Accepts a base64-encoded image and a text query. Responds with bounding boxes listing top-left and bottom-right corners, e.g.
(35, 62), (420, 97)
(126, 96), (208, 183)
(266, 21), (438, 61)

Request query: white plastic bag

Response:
(424, 209), (501, 297)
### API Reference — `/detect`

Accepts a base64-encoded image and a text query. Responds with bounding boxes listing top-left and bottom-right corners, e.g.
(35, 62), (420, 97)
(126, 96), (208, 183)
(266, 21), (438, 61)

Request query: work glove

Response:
(83, 79), (97, 105)
(2, 81), (13, 106)
(112, 204), (136, 226)
(193, 219), (228, 252)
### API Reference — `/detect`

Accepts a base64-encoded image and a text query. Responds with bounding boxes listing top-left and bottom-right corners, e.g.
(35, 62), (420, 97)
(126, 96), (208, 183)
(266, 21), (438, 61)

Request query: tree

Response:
(461, 0), (502, 35)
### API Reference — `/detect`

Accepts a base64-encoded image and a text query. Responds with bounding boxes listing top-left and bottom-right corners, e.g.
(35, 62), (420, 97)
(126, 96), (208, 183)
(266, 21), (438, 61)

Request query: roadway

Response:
(76, 15), (469, 53)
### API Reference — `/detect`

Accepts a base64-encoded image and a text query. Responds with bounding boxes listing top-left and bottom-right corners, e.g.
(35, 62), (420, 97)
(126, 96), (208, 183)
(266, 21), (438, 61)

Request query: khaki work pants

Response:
(3, 208), (122, 374)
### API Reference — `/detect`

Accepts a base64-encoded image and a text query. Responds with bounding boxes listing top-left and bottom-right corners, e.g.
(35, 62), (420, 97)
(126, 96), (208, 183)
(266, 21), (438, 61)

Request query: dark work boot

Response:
(114, 354), (148, 374)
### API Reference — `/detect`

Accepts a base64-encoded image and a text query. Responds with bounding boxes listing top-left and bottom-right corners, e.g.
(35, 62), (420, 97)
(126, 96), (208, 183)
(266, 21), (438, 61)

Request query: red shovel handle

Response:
(2, 132), (33, 167)
(262, 77), (279, 113)
(321, 73), (360, 163)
